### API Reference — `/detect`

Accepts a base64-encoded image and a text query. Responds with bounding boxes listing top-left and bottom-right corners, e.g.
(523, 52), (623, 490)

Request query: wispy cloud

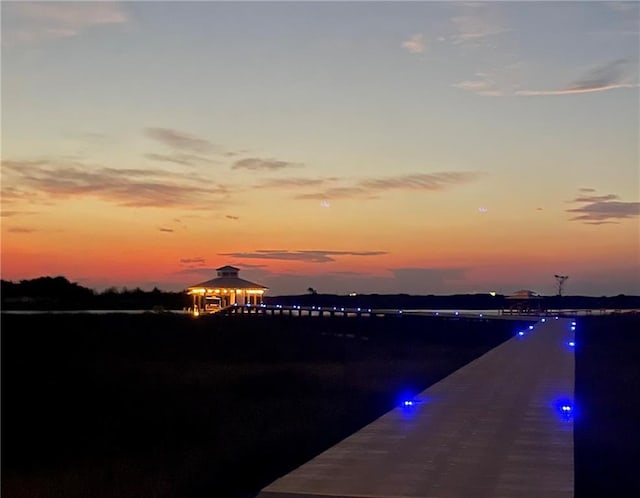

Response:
(0, 210), (38, 218)
(233, 263), (270, 270)
(452, 75), (502, 96)
(7, 227), (37, 234)
(517, 84), (637, 96)
(452, 61), (523, 97)
(295, 171), (482, 200)
(225, 214), (239, 220)
(360, 172), (482, 191)
(452, 58), (525, 97)
(2, 159), (230, 210)
(145, 128), (216, 154)
(456, 59), (638, 97)
(568, 201), (640, 223)
(295, 187), (375, 201)
(1, 189), (50, 208)
(450, 16), (510, 44)
(232, 158), (303, 171)
(254, 177), (338, 189)
(447, 3), (510, 47)
(402, 34), (426, 54)
(3, 2), (130, 46)
(180, 257), (207, 266)
(516, 59), (638, 96)
(571, 194), (620, 203)
(218, 249), (387, 264)
(583, 221), (619, 226)
(567, 189), (640, 223)
(144, 153), (218, 167)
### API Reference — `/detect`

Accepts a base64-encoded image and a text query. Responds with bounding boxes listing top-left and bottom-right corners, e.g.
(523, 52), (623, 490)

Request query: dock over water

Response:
(258, 317), (575, 498)
(216, 304), (545, 320)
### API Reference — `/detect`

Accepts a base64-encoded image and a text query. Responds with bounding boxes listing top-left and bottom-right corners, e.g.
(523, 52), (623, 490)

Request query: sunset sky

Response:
(2, 1), (639, 296)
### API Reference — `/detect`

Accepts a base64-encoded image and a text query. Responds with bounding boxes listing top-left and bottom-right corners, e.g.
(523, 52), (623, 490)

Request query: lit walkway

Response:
(258, 318), (575, 498)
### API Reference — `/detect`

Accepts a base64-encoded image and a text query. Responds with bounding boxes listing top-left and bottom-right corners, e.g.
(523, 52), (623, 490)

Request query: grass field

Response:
(574, 314), (640, 498)
(2, 312), (638, 497)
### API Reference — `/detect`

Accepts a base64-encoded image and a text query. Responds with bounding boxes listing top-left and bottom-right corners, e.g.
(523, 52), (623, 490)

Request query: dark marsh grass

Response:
(2, 312), (524, 498)
(574, 314), (640, 498)
(7, 313), (636, 497)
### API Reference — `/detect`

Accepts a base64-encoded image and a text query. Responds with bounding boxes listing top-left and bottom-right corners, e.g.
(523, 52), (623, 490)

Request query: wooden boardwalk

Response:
(258, 318), (575, 498)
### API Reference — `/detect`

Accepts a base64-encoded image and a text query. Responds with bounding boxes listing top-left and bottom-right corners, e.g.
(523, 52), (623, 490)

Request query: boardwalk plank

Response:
(258, 318), (574, 498)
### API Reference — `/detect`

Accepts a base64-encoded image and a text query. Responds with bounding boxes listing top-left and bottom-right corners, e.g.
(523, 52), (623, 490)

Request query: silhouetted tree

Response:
(554, 274), (569, 296)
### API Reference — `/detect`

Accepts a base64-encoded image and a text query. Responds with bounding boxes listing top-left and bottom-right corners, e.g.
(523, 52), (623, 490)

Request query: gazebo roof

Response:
(216, 265), (240, 272)
(506, 289), (542, 300)
(188, 276), (268, 290)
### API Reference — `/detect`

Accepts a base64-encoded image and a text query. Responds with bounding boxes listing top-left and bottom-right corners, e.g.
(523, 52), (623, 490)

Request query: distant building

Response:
(186, 265), (268, 313)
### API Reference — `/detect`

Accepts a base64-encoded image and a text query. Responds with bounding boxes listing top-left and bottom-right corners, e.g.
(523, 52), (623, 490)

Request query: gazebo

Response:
(504, 289), (544, 315)
(187, 265), (268, 313)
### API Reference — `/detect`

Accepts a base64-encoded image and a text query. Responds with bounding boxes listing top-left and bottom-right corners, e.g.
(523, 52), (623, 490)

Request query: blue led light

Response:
(568, 340), (576, 347)
(400, 397), (424, 408)
(541, 318), (546, 322)
(529, 325), (534, 330)
(455, 311), (459, 315)
(571, 326), (576, 331)
(398, 391), (429, 416)
(518, 331), (525, 337)
(554, 399), (575, 420)
(571, 321), (576, 326)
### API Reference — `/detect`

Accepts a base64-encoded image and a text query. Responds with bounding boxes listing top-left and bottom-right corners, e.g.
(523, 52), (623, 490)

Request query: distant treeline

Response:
(266, 292), (640, 311)
(1, 276), (639, 311)
(1, 276), (188, 311)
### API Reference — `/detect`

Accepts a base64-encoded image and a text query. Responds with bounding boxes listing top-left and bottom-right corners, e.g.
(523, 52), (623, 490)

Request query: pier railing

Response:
(198, 304), (636, 319)
(214, 305), (515, 320)
(217, 303), (378, 318)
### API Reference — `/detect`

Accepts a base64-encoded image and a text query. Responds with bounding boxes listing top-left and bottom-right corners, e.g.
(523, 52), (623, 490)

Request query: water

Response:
(0, 309), (189, 315)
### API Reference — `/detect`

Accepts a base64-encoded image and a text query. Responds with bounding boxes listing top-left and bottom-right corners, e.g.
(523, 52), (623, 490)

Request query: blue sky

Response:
(2, 1), (639, 296)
